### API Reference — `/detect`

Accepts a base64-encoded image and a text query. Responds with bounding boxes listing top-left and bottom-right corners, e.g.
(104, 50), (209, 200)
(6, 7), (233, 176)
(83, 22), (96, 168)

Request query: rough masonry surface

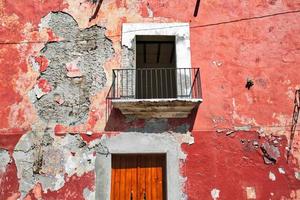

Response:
(32, 12), (114, 125)
(13, 131), (103, 198)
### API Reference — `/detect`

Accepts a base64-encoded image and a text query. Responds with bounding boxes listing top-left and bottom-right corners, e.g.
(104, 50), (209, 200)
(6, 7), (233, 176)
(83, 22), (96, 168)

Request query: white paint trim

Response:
(95, 133), (185, 200)
(122, 23), (192, 69)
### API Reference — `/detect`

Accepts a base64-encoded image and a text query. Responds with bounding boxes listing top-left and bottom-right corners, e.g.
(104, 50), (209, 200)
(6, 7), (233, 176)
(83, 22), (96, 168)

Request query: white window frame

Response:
(122, 23), (192, 98)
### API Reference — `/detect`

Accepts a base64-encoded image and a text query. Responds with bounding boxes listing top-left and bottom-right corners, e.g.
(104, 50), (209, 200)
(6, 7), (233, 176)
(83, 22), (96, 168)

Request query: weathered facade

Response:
(1, 0), (300, 199)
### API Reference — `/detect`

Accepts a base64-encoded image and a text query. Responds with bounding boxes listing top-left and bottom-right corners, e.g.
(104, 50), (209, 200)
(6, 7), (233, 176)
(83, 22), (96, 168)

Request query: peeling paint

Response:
(0, 148), (11, 173)
(269, 171), (276, 181)
(246, 187), (256, 199)
(211, 188), (220, 200)
(31, 12), (114, 126)
(12, 131), (103, 198)
(1, 0), (300, 199)
(83, 187), (95, 200)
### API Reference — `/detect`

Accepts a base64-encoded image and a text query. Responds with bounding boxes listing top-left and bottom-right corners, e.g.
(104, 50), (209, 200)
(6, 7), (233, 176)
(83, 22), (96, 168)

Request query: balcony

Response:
(106, 67), (202, 119)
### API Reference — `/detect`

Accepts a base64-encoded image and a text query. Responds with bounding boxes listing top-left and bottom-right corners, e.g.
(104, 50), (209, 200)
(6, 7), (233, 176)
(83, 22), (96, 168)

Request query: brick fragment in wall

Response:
(31, 12), (114, 126)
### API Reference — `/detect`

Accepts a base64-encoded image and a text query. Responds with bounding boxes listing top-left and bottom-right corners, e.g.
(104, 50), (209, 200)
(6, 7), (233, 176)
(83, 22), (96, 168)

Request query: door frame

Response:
(95, 132), (185, 200)
(111, 153), (167, 200)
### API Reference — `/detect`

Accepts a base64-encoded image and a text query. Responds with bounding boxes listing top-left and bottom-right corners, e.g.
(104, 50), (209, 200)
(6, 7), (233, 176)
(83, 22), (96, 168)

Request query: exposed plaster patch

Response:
(83, 187), (95, 200)
(212, 60), (222, 67)
(278, 167), (285, 174)
(31, 12), (114, 126)
(146, 3), (154, 17)
(86, 131), (93, 136)
(269, 171), (276, 181)
(0, 148), (11, 173)
(261, 142), (280, 164)
(234, 125), (252, 131)
(232, 98), (258, 125)
(287, 87), (295, 100)
(121, 45), (135, 68)
(212, 116), (226, 126)
(289, 189), (300, 199)
(13, 131), (104, 198)
(246, 187), (256, 199)
(295, 172), (300, 180)
(273, 113), (290, 127)
(29, 56), (42, 72)
(211, 188), (220, 200)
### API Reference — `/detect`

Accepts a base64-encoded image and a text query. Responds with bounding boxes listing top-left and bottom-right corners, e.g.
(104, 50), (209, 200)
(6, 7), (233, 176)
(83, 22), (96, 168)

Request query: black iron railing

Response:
(106, 67), (202, 119)
(107, 67), (202, 100)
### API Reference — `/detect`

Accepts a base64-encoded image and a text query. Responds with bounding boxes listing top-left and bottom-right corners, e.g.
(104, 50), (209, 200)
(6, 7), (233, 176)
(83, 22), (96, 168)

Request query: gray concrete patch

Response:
(126, 118), (190, 133)
(83, 187), (96, 200)
(33, 12), (114, 126)
(13, 131), (102, 198)
(0, 148), (11, 173)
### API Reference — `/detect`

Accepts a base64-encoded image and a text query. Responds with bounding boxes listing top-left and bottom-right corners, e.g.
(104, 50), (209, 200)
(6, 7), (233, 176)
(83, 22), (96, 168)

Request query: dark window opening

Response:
(136, 35), (177, 99)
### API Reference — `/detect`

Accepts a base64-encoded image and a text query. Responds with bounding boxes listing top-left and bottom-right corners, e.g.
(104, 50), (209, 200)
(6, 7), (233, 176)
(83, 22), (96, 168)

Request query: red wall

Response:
(1, 0), (300, 199)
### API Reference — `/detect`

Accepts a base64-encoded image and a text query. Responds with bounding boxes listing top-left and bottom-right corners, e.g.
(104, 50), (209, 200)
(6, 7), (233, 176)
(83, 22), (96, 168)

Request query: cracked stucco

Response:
(31, 11), (114, 126)
(12, 130), (192, 199)
(0, 149), (11, 173)
(13, 131), (104, 198)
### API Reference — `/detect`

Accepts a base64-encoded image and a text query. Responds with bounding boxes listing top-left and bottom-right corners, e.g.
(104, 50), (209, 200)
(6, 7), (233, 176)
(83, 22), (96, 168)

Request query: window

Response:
(106, 23), (202, 119)
(136, 35), (177, 99)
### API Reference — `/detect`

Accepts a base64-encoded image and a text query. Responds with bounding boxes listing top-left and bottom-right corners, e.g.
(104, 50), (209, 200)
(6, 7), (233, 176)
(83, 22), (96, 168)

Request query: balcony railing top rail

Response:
(106, 67), (202, 100)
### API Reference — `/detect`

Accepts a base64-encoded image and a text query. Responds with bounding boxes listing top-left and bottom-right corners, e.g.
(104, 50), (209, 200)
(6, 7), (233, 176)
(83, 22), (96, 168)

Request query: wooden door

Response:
(111, 154), (166, 200)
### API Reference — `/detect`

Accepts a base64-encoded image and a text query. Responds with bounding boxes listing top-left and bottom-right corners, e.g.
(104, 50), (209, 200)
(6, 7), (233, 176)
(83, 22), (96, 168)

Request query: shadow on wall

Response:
(104, 107), (198, 133)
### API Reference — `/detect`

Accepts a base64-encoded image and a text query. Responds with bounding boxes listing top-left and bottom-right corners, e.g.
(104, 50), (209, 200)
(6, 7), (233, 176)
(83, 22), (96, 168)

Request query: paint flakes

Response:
(86, 131), (93, 136)
(34, 79), (52, 99)
(269, 171), (276, 181)
(0, 149), (11, 173)
(34, 55), (49, 72)
(278, 167), (285, 174)
(246, 187), (256, 199)
(234, 125), (251, 131)
(261, 142), (280, 164)
(146, 3), (154, 17)
(83, 187), (95, 200)
(295, 172), (300, 180)
(211, 188), (220, 200)
(212, 60), (222, 67)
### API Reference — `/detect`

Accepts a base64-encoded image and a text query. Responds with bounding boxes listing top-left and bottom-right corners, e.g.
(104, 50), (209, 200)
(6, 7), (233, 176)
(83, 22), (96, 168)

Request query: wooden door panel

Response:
(111, 154), (166, 200)
(137, 155), (146, 200)
(112, 155), (120, 200)
(145, 156), (152, 200)
(125, 155), (132, 200)
(120, 155), (126, 200)
(131, 155), (138, 200)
